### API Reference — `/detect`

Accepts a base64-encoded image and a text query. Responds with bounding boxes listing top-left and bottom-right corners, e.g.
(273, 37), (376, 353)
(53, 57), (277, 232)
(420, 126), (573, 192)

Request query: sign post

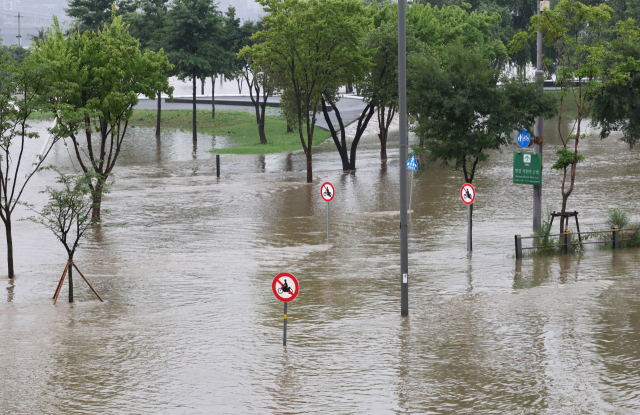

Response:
(321, 182), (335, 246)
(461, 183), (476, 252)
(272, 272), (299, 346)
(407, 155), (418, 212)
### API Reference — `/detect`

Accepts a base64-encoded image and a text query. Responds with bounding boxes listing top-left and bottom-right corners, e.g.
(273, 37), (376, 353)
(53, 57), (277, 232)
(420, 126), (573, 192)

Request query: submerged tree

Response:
(0, 55), (57, 279)
(360, 19), (423, 162)
(125, 0), (173, 137)
(248, 0), (371, 180)
(408, 44), (556, 235)
(510, 0), (640, 224)
(25, 167), (107, 303)
(33, 14), (172, 221)
(162, 0), (225, 133)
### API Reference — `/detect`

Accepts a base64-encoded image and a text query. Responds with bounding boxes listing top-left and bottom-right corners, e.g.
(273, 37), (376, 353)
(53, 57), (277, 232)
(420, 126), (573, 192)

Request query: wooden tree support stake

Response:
(53, 260), (72, 304)
(53, 261), (104, 304)
(72, 263), (104, 302)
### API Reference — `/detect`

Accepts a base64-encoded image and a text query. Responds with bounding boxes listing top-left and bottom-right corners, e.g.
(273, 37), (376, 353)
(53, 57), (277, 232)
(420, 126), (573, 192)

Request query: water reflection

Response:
(0, 119), (639, 413)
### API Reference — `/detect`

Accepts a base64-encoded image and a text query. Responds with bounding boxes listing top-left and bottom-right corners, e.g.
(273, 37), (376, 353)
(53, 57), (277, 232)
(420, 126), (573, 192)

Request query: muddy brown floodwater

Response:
(1, 118), (640, 414)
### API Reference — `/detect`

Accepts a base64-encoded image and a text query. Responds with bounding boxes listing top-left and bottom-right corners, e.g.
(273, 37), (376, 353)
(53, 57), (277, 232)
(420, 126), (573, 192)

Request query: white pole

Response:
(33, 117), (58, 173)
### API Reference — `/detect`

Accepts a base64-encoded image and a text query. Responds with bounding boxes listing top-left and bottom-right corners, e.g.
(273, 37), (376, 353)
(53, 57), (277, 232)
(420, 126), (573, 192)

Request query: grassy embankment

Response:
(28, 90), (576, 154)
(128, 109), (331, 154)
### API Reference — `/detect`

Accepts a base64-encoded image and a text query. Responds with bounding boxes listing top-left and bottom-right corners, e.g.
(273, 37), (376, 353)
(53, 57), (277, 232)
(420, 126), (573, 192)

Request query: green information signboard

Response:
(513, 152), (541, 185)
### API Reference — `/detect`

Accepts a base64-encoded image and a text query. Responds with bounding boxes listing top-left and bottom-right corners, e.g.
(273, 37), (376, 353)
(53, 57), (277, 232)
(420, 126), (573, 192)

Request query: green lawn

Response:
(129, 109), (331, 154)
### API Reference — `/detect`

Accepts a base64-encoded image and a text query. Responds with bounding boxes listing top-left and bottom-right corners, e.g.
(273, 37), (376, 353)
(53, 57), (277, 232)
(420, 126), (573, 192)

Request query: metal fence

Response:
(515, 228), (640, 259)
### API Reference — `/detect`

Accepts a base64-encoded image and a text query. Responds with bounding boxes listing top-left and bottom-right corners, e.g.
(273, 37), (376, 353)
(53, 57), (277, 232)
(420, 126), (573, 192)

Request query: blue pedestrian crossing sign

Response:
(517, 129), (531, 148)
(407, 156), (418, 171)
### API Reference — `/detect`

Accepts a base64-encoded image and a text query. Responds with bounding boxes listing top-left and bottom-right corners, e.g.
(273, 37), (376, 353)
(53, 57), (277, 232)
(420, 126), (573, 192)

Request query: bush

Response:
(606, 208), (629, 230)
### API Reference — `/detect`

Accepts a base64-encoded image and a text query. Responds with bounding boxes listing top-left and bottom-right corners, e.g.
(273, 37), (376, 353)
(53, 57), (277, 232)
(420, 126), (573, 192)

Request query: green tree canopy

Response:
(360, 19), (424, 161)
(510, 0), (639, 217)
(162, 0), (225, 137)
(66, 0), (136, 33)
(248, 0), (371, 182)
(408, 44), (557, 184)
(32, 14), (173, 221)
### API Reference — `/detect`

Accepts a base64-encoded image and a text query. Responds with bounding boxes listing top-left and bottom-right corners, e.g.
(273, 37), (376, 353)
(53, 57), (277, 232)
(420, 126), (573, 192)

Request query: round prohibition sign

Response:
(321, 182), (335, 202)
(460, 183), (476, 205)
(272, 273), (299, 302)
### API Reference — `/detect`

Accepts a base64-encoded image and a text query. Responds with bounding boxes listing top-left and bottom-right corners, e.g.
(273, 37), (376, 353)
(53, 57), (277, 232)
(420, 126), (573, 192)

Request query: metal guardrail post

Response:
(515, 235), (522, 259)
(613, 228), (619, 249)
(565, 231), (571, 254)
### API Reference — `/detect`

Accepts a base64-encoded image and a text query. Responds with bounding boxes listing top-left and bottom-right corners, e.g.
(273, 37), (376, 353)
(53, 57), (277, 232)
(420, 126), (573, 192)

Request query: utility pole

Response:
(399, 0), (408, 317)
(533, 1), (547, 231)
(15, 12), (22, 47)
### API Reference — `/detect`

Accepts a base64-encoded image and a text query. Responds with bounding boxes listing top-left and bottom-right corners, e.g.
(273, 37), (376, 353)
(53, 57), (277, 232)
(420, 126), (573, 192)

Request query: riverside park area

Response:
(1, 92), (640, 413)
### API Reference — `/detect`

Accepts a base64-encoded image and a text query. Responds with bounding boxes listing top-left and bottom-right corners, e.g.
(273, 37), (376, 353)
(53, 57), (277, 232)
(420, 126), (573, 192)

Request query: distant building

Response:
(216, 0), (263, 22)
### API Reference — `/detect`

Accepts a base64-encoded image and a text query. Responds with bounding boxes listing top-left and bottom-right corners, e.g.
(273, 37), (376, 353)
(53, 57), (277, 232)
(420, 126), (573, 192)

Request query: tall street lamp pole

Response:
(15, 12), (22, 47)
(399, 0), (409, 317)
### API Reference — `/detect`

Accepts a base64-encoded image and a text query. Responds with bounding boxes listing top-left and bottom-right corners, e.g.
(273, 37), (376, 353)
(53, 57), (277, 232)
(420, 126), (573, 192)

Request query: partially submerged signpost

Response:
(321, 182), (335, 246)
(272, 273), (299, 346)
(407, 155), (418, 212)
(461, 183), (476, 252)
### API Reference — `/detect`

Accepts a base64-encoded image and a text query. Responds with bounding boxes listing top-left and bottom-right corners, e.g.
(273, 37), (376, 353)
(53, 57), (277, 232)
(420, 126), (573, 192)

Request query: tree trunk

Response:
(68, 260), (73, 303)
(201, 78), (204, 95)
(258, 102), (267, 144)
(380, 133), (387, 161)
(211, 76), (216, 119)
(258, 121), (267, 145)
(91, 177), (105, 222)
(92, 189), (102, 222)
(306, 149), (313, 183)
(4, 214), (14, 279)
(155, 89), (161, 137)
(287, 122), (293, 133)
(192, 74), (197, 143)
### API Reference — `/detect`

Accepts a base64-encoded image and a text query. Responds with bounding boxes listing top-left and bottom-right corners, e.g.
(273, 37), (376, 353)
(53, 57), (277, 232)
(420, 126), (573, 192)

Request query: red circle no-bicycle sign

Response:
(460, 183), (476, 205)
(272, 273), (299, 302)
(321, 182), (335, 202)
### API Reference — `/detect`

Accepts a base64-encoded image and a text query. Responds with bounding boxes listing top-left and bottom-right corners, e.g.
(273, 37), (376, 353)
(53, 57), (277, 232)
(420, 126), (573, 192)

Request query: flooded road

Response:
(1, 117), (640, 414)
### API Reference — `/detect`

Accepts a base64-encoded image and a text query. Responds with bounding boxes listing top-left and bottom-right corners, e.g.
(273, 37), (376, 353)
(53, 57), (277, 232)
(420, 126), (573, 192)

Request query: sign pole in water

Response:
(460, 183), (476, 252)
(407, 155), (418, 212)
(272, 272), (299, 346)
(321, 182), (335, 246)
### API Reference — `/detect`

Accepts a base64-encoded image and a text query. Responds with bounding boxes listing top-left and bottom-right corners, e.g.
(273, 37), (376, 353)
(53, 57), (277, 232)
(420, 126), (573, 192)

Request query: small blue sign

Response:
(407, 156), (418, 171)
(517, 129), (531, 148)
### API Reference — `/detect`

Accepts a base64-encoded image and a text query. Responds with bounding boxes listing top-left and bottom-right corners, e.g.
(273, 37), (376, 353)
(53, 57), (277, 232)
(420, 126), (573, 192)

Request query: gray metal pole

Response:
(16, 13), (21, 47)
(533, 0), (543, 231)
(467, 204), (472, 252)
(216, 154), (220, 177)
(283, 302), (287, 346)
(399, 0), (409, 317)
(327, 202), (330, 246)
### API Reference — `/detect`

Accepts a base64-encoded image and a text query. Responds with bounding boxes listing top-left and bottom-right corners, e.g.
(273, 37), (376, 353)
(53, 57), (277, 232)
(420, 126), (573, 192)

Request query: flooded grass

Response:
(129, 109), (331, 154)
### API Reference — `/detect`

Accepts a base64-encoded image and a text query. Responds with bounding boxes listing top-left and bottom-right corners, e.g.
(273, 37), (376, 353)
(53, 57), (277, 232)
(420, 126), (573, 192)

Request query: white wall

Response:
(216, 0), (263, 22)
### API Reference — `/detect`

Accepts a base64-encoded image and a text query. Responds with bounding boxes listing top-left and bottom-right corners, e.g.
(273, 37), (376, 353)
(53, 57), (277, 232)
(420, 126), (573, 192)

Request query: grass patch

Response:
(544, 90), (580, 118)
(28, 111), (55, 120)
(129, 109), (331, 154)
